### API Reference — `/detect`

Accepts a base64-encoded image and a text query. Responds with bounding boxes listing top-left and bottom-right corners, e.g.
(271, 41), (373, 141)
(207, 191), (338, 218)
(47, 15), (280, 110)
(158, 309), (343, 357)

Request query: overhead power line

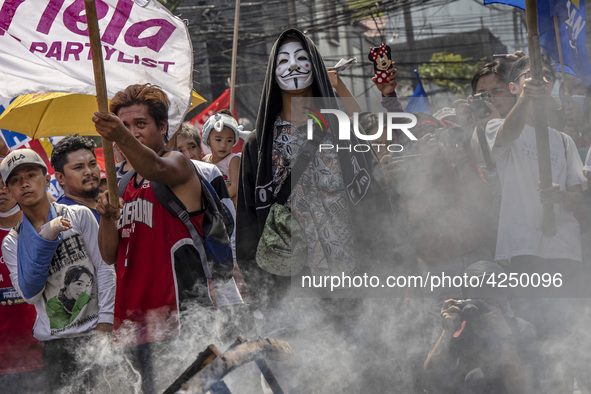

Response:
(180, 0), (523, 97)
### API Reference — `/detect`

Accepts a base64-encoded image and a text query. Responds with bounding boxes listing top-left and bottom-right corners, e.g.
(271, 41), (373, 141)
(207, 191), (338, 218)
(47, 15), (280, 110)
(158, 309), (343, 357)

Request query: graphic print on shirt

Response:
(118, 198), (155, 233)
(44, 234), (99, 335)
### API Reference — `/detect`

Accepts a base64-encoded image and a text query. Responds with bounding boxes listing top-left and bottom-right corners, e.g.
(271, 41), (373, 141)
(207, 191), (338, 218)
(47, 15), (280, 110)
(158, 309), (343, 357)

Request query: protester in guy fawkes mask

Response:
(237, 28), (394, 302)
(236, 28), (396, 393)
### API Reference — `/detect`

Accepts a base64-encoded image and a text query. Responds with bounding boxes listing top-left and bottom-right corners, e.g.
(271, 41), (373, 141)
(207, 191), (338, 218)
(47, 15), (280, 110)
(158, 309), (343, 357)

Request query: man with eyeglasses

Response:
(486, 53), (586, 393)
(456, 59), (515, 163)
(454, 59), (517, 252)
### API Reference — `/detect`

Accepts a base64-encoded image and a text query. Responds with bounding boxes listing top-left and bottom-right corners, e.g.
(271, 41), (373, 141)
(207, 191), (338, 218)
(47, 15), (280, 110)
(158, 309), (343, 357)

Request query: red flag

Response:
(189, 89), (234, 128)
(28, 139), (54, 175)
(94, 147), (106, 171)
(189, 89), (243, 153)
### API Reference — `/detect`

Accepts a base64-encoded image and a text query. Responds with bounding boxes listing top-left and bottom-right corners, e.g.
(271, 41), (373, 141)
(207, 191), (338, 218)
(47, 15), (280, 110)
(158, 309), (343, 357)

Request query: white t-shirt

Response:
(3, 204), (116, 341)
(486, 118), (585, 262)
(583, 146), (591, 174)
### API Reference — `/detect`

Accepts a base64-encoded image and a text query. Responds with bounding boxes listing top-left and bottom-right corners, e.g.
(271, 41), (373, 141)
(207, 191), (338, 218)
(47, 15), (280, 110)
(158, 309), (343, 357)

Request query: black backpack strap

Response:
(151, 180), (218, 308)
(151, 183), (211, 277)
(476, 125), (495, 172)
(118, 169), (136, 197)
(560, 132), (568, 160)
(119, 164), (218, 275)
(197, 167), (234, 238)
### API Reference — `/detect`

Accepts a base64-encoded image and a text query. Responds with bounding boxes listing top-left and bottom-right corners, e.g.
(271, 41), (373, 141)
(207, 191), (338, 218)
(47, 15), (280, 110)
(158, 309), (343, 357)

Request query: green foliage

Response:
(419, 52), (487, 96)
(157, 0), (182, 12)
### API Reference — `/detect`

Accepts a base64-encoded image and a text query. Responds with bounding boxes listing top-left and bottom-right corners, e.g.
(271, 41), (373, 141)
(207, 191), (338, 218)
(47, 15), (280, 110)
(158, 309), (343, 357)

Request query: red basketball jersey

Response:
(113, 177), (204, 348)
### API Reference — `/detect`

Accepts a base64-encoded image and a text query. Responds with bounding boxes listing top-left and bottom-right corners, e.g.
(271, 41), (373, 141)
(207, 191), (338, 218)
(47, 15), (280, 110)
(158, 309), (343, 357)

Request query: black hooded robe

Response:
(236, 28), (396, 301)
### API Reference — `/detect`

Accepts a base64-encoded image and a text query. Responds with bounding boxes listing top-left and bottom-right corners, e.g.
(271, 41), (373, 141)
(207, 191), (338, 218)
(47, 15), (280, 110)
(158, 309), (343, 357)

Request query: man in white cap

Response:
(0, 173), (45, 392)
(0, 148), (115, 392)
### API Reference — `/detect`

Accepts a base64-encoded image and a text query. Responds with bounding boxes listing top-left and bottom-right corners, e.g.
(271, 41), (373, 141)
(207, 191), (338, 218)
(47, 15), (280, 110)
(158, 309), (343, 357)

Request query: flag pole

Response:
(525, 0), (555, 235)
(84, 0), (119, 209)
(553, 15), (570, 95)
(229, 0), (240, 115)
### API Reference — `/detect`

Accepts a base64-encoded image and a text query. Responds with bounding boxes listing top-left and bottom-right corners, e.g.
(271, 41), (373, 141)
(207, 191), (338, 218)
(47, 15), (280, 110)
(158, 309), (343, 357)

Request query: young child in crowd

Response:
(202, 110), (242, 207)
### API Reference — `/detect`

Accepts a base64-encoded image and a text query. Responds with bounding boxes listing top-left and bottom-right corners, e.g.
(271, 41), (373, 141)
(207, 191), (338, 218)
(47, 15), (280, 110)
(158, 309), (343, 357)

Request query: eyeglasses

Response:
(513, 70), (556, 84)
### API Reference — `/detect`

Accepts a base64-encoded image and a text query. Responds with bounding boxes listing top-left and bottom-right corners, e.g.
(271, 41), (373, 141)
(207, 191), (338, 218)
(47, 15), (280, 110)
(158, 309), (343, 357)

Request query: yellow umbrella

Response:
(0, 91), (206, 139)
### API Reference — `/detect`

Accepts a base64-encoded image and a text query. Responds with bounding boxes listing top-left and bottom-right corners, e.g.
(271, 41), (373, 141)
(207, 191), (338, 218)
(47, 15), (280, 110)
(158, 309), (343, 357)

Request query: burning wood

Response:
(177, 337), (293, 393)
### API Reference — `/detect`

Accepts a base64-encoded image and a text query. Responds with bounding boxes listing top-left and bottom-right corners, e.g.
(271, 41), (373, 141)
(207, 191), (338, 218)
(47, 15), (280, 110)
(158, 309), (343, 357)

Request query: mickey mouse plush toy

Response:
(368, 43), (393, 83)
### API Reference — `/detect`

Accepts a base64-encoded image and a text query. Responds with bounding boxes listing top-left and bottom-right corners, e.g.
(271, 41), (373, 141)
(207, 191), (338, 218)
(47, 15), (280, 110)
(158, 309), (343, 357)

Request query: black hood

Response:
(254, 28), (339, 151)
(237, 28), (397, 291)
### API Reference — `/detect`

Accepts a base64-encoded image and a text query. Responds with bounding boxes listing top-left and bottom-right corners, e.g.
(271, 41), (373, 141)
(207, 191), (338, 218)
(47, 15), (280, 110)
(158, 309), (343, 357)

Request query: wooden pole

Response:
(525, 0), (555, 236)
(84, 0), (119, 209)
(183, 338), (293, 393)
(229, 0), (240, 115)
(554, 15), (569, 95)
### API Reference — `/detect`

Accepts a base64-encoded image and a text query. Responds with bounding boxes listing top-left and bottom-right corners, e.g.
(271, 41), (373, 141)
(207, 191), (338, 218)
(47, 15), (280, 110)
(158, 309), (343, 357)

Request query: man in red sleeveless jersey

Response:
(93, 84), (211, 394)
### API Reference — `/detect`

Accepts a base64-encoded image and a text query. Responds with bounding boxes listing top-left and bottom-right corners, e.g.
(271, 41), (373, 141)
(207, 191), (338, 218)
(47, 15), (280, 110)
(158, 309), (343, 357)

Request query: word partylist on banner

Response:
(0, 0), (193, 137)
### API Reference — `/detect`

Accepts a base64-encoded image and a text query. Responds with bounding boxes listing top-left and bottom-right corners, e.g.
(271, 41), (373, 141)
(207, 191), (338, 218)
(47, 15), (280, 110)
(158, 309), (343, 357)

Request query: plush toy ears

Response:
(202, 113), (242, 147)
(368, 43), (389, 61)
(214, 119), (224, 132)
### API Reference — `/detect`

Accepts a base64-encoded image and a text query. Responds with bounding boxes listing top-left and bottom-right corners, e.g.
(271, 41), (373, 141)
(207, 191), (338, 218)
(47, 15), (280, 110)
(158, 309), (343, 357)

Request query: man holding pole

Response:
(486, 54), (586, 393)
(93, 83), (233, 394)
(487, 55), (585, 284)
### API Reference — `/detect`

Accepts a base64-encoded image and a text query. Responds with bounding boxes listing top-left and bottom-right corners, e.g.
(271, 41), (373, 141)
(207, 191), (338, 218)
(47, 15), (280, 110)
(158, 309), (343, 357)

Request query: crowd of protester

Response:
(2, 27), (591, 393)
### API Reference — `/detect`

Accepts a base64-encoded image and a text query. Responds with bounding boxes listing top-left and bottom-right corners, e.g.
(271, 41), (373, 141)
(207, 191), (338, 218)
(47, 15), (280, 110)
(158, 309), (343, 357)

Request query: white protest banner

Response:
(0, 0), (193, 137)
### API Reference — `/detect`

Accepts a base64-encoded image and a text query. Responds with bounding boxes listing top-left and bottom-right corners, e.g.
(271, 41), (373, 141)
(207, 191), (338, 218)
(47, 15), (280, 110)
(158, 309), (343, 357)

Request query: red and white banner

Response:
(189, 88), (232, 131)
(0, 0), (193, 137)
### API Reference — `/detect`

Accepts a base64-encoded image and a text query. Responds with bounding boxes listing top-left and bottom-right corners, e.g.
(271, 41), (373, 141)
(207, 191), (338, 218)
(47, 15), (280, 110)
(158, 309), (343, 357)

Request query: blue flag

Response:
(405, 69), (430, 113)
(484, 0), (524, 9)
(484, 0), (591, 85)
(540, 0), (591, 85)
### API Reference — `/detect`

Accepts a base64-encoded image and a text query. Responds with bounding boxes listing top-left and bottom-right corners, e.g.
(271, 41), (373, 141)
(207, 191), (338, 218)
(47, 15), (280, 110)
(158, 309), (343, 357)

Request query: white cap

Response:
(1, 149), (47, 182)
